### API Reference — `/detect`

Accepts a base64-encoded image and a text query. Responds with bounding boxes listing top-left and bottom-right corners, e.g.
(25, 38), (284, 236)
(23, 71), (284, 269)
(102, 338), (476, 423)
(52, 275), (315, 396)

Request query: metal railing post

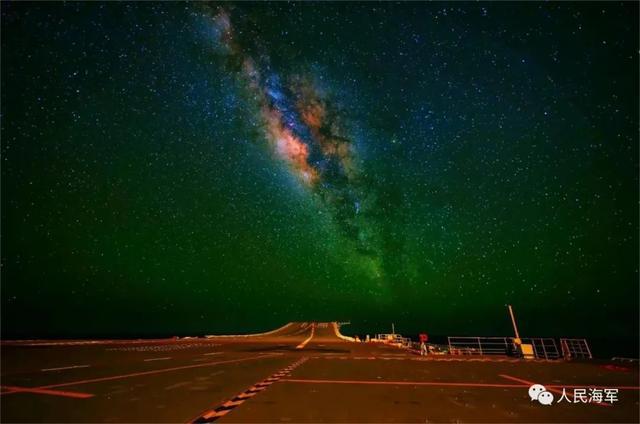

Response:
(583, 339), (592, 359)
(550, 339), (559, 358)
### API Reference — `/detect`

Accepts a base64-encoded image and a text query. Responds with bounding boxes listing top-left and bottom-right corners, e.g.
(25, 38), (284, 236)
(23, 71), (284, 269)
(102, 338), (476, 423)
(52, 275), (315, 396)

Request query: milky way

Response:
(2, 2), (637, 349)
(207, 8), (383, 276)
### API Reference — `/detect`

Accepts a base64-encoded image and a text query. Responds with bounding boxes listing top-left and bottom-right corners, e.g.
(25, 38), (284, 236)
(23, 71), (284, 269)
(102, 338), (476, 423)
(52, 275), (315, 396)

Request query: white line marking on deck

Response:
(165, 381), (190, 390)
(203, 352), (223, 356)
(296, 324), (315, 349)
(41, 365), (90, 372)
(143, 357), (172, 362)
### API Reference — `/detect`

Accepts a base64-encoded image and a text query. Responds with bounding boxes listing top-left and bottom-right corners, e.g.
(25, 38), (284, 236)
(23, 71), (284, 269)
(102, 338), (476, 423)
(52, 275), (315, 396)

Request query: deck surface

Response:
(1, 322), (638, 423)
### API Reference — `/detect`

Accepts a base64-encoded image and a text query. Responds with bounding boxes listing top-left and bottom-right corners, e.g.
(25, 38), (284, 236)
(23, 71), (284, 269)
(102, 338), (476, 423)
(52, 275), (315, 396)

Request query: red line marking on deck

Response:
(282, 378), (640, 392)
(499, 374), (640, 390)
(548, 385), (640, 390)
(280, 378), (526, 388)
(0, 354), (279, 397)
(0, 385), (94, 399)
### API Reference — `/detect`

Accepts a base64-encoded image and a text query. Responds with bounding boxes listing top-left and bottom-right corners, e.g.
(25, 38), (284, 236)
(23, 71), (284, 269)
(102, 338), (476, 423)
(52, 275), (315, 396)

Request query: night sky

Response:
(2, 3), (638, 354)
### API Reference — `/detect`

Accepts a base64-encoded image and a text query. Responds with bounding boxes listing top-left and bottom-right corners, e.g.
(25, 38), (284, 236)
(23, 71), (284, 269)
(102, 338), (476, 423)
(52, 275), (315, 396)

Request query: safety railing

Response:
(448, 336), (513, 356)
(376, 334), (397, 341)
(560, 338), (592, 359)
(448, 336), (562, 359)
(373, 334), (413, 348)
(521, 337), (561, 359)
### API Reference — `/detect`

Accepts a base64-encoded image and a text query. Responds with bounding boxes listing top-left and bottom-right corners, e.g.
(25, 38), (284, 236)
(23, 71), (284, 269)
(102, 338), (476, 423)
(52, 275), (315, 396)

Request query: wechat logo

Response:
(529, 384), (554, 405)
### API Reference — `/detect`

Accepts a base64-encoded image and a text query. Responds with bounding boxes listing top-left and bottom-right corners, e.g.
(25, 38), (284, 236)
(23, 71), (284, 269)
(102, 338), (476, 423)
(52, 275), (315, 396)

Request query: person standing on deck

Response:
(419, 333), (428, 356)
